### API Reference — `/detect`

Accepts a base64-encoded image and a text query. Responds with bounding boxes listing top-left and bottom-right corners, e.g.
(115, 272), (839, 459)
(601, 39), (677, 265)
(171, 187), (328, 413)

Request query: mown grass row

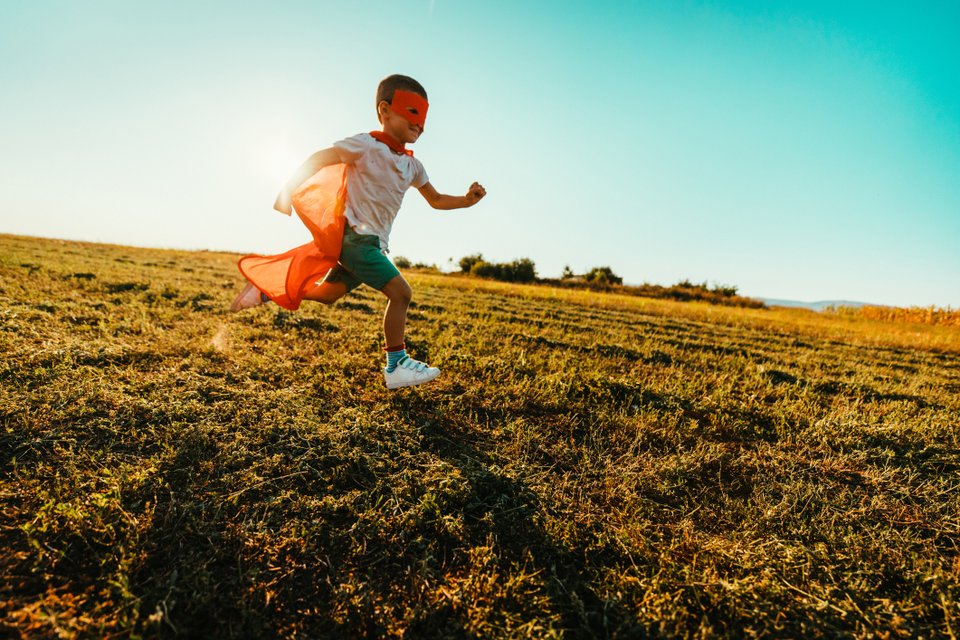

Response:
(1, 234), (958, 638)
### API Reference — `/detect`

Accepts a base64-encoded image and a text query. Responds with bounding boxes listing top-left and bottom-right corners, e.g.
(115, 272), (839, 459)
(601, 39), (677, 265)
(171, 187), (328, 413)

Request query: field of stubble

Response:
(2, 233), (958, 638)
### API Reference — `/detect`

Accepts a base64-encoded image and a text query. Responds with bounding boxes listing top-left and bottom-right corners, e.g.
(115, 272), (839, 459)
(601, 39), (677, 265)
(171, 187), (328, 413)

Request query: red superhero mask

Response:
(390, 89), (429, 129)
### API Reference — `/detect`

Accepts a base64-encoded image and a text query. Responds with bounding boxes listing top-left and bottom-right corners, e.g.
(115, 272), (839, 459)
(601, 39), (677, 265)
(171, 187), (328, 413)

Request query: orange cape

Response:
(237, 164), (347, 311)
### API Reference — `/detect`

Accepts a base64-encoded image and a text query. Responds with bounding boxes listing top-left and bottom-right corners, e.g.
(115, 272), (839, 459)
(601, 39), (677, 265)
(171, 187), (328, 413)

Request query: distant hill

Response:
(761, 298), (877, 311)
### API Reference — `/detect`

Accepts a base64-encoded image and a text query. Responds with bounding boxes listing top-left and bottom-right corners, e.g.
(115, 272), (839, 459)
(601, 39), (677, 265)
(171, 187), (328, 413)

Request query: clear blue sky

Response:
(1, 0), (958, 307)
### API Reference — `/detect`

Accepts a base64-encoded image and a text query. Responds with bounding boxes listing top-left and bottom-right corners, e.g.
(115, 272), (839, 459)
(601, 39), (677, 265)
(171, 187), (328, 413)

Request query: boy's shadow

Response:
(132, 389), (642, 639)
(388, 392), (634, 639)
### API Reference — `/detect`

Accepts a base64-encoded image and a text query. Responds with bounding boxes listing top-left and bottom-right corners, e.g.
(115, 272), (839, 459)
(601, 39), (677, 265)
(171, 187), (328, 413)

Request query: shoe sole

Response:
(229, 299), (257, 312)
(385, 370), (441, 390)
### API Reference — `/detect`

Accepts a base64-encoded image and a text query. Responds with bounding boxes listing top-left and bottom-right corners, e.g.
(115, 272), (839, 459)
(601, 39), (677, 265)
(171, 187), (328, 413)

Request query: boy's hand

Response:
(465, 182), (486, 206)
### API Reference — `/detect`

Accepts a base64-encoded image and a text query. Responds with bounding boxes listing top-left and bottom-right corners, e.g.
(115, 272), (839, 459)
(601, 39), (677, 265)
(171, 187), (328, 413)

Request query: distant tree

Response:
(584, 266), (622, 286)
(393, 256), (412, 269)
(561, 265), (575, 279)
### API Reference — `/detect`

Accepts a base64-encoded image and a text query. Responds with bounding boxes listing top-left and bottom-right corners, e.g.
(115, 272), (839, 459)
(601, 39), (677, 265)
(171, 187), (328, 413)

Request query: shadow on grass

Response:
(387, 393), (636, 639)
(121, 370), (792, 638)
(127, 394), (644, 638)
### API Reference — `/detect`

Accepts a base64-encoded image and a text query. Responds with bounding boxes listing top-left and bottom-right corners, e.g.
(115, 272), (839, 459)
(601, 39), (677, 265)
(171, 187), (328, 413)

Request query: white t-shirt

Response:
(333, 133), (429, 252)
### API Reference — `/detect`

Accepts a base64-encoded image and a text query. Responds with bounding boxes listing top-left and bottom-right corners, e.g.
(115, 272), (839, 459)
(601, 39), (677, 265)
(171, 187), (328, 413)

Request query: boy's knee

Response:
(383, 277), (412, 305)
(395, 285), (413, 306)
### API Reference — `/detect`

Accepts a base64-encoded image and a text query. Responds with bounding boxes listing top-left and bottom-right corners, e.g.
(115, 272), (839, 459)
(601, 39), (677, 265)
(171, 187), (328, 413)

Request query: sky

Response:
(1, 0), (958, 308)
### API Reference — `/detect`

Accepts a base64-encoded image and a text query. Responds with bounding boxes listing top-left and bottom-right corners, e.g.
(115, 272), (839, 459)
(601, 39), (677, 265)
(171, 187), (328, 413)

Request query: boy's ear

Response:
(377, 99), (391, 123)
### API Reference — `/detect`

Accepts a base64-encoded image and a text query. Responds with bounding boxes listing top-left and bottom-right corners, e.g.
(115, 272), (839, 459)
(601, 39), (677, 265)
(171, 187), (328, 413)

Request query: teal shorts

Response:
(324, 225), (401, 292)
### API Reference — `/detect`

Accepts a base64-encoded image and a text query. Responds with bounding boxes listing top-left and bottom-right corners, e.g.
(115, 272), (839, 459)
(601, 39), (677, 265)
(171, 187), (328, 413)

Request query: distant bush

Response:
(393, 256), (439, 272)
(468, 260), (498, 279)
(670, 280), (738, 299)
(610, 279), (762, 307)
(461, 254), (537, 283)
(584, 266), (623, 286)
(559, 266), (623, 287)
(458, 254), (482, 274)
(458, 256), (758, 307)
(712, 284), (739, 297)
(502, 258), (537, 283)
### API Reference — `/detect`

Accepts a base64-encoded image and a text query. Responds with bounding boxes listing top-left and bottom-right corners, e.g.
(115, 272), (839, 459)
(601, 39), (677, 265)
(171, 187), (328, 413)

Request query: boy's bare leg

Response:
(303, 280), (349, 304)
(380, 275), (412, 346)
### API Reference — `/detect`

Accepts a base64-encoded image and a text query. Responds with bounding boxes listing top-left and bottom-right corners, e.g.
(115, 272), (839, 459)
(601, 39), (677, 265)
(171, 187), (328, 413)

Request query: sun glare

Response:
(258, 139), (301, 187)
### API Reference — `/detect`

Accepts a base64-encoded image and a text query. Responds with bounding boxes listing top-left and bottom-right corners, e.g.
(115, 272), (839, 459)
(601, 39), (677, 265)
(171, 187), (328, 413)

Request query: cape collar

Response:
(369, 131), (413, 156)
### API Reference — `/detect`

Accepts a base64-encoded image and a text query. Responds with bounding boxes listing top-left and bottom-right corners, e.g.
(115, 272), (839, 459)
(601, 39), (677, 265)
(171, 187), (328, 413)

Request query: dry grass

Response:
(2, 233), (958, 638)
(826, 305), (960, 328)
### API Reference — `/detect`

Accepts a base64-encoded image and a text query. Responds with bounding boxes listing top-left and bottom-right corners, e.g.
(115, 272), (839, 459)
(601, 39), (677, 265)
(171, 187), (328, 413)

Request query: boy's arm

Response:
(417, 181), (486, 210)
(274, 147), (343, 214)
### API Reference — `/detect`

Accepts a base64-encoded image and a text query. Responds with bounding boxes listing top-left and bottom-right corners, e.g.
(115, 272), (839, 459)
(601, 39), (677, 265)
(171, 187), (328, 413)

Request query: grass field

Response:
(2, 233), (958, 639)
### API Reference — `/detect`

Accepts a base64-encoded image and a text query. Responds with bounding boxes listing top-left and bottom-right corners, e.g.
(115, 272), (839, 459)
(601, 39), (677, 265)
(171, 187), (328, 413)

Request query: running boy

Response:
(231, 74), (486, 389)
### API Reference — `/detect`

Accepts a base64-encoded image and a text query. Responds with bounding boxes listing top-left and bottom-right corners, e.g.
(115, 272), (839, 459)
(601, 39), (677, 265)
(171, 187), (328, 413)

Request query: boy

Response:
(231, 74), (486, 390)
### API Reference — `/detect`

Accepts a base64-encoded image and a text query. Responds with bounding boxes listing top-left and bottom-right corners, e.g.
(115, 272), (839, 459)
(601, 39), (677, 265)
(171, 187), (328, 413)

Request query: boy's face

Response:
(379, 90), (428, 144)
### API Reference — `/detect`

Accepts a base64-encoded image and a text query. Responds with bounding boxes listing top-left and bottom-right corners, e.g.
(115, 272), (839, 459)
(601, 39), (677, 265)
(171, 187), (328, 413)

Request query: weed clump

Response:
(104, 281), (149, 294)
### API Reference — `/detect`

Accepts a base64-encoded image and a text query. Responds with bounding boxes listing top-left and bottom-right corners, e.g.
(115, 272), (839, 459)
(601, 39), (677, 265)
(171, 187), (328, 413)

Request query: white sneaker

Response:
(230, 281), (264, 312)
(384, 356), (441, 389)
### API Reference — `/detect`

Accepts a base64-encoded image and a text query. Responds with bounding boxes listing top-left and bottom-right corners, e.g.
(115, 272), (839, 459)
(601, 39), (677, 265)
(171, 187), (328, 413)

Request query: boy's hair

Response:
(376, 74), (427, 118)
